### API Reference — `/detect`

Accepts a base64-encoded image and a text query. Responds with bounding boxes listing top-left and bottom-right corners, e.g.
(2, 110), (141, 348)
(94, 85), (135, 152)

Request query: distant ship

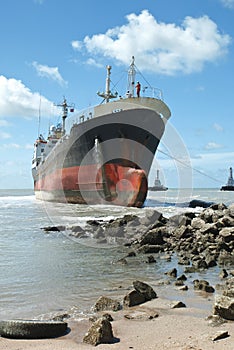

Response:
(32, 57), (171, 207)
(220, 167), (234, 191)
(148, 170), (168, 191)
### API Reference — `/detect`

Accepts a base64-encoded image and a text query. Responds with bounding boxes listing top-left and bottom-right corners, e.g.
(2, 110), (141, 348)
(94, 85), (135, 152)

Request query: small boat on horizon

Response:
(220, 167), (234, 191)
(148, 170), (168, 191)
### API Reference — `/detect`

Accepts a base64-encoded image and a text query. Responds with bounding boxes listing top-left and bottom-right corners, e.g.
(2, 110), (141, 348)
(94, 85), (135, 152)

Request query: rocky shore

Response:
(1, 202), (233, 349)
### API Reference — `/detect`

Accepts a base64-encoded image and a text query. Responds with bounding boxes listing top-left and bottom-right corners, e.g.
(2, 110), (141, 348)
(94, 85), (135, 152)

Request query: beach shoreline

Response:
(0, 294), (233, 350)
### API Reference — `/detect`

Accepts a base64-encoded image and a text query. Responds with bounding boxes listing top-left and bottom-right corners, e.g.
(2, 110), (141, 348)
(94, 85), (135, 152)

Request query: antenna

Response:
(37, 94), (41, 137)
(55, 97), (75, 135)
(97, 65), (118, 103)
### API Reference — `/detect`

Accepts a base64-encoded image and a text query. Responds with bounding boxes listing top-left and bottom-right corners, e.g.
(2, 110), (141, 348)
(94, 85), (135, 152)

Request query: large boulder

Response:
(123, 290), (146, 307)
(139, 228), (166, 246)
(133, 280), (157, 301)
(83, 318), (114, 346)
(213, 295), (234, 320)
(123, 280), (157, 307)
(219, 227), (234, 243)
(93, 296), (121, 312)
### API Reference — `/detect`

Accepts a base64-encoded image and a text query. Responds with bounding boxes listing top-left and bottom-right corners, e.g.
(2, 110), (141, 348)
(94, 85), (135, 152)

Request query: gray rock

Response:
(83, 318), (114, 346)
(213, 295), (234, 320)
(133, 280), (157, 301)
(139, 228), (165, 246)
(137, 244), (163, 254)
(93, 296), (121, 312)
(165, 268), (177, 278)
(211, 330), (229, 342)
(219, 227), (234, 243)
(170, 301), (186, 308)
(123, 290), (146, 307)
(193, 280), (215, 293)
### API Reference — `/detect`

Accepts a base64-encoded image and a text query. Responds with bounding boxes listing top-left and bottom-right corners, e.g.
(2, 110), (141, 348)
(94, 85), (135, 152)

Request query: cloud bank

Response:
(0, 75), (57, 118)
(72, 10), (231, 75)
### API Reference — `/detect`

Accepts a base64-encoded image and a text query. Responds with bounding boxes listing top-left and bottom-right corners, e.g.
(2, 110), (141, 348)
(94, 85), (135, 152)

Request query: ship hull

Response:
(33, 108), (165, 207)
(220, 186), (234, 191)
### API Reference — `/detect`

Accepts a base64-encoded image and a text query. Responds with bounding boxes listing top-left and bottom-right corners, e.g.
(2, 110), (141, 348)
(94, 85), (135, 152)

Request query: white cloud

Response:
(32, 61), (67, 86)
(213, 123), (223, 132)
(204, 142), (223, 150)
(86, 58), (104, 68)
(0, 131), (11, 139)
(74, 10), (231, 75)
(0, 75), (58, 118)
(71, 40), (83, 51)
(221, 0), (234, 9)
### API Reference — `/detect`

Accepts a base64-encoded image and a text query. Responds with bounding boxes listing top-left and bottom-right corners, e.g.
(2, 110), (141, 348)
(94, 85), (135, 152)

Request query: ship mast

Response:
(56, 98), (74, 135)
(127, 56), (136, 97)
(97, 65), (118, 103)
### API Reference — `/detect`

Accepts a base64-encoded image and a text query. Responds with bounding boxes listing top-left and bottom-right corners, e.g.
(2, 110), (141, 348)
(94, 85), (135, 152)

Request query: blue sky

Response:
(0, 0), (234, 189)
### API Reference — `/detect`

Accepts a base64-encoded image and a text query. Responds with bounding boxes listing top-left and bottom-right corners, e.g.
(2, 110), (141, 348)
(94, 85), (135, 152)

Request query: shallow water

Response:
(0, 188), (233, 320)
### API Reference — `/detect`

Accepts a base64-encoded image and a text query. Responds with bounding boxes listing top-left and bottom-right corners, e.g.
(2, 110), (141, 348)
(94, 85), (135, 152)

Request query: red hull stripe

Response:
(35, 163), (148, 207)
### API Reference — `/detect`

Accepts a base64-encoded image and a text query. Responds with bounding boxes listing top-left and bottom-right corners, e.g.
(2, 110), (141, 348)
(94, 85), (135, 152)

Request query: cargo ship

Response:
(32, 57), (171, 207)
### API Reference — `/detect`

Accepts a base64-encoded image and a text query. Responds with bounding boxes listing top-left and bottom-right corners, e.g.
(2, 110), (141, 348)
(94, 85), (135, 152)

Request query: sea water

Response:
(0, 188), (233, 320)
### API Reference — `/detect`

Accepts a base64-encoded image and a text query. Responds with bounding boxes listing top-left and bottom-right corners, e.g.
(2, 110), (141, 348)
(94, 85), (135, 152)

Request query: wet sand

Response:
(0, 295), (233, 350)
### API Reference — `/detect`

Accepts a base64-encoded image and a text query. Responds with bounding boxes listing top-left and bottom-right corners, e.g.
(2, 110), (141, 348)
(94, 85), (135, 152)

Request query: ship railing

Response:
(141, 86), (163, 100)
(66, 107), (94, 132)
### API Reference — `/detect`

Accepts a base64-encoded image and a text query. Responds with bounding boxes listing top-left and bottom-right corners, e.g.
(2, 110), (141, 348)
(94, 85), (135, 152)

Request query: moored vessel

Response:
(32, 57), (171, 207)
(148, 170), (168, 191)
(220, 167), (234, 191)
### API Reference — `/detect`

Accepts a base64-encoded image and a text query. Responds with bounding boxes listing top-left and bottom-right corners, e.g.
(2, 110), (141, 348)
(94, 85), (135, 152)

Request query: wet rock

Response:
(177, 285), (188, 291)
(138, 210), (164, 227)
(133, 280), (157, 301)
(126, 251), (136, 257)
(174, 280), (184, 286)
(137, 244), (163, 254)
(146, 255), (156, 264)
(93, 226), (105, 239)
(42, 225), (66, 232)
(178, 256), (190, 265)
(219, 269), (228, 279)
(219, 227), (234, 243)
(93, 296), (121, 312)
(113, 257), (128, 265)
(87, 220), (103, 226)
(139, 228), (166, 246)
(123, 290), (146, 307)
(184, 266), (196, 273)
(189, 199), (214, 208)
(83, 318), (115, 346)
(170, 301), (186, 308)
(165, 268), (177, 278)
(177, 274), (187, 281)
(193, 280), (215, 293)
(174, 225), (192, 239)
(213, 295), (234, 320)
(192, 258), (208, 270)
(169, 213), (195, 227)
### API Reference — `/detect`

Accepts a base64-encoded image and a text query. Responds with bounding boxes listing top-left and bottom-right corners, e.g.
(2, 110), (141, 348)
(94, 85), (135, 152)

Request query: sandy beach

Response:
(0, 294), (233, 350)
